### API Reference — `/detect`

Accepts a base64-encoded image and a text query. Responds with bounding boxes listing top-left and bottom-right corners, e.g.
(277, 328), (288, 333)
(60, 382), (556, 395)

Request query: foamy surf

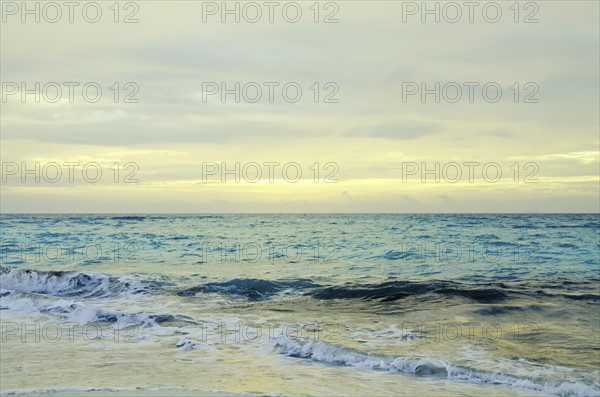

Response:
(0, 266), (154, 298)
(275, 338), (600, 397)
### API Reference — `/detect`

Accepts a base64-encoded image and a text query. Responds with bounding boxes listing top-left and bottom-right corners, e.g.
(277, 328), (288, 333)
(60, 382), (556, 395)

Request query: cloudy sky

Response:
(1, 1), (598, 212)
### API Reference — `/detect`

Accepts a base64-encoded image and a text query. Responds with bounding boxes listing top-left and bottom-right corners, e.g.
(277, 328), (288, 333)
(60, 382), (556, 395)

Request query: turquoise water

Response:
(1, 214), (599, 396)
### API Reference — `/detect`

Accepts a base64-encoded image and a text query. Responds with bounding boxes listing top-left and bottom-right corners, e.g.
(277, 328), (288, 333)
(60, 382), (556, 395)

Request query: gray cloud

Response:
(344, 121), (442, 140)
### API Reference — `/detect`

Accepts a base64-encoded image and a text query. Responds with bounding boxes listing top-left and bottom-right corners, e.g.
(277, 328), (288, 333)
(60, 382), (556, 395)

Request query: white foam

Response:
(275, 338), (600, 397)
(0, 290), (168, 328)
(0, 267), (149, 298)
(176, 337), (200, 350)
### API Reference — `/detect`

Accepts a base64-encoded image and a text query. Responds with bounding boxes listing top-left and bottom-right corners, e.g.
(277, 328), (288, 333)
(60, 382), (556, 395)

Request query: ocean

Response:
(1, 214), (599, 396)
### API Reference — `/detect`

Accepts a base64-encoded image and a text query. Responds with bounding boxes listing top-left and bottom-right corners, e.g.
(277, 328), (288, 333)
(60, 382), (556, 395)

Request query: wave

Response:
(275, 338), (600, 397)
(176, 277), (512, 303)
(177, 278), (318, 300)
(111, 216), (147, 221)
(0, 266), (182, 326)
(311, 280), (508, 303)
(0, 289), (194, 327)
(0, 266), (157, 298)
(2, 266), (597, 307)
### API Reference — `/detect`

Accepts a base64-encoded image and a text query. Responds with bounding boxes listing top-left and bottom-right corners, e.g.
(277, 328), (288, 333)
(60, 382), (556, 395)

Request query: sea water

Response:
(1, 214), (598, 396)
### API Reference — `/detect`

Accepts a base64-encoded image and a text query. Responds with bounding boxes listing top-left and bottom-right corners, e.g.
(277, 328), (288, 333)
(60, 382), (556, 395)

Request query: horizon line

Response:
(1, 212), (598, 215)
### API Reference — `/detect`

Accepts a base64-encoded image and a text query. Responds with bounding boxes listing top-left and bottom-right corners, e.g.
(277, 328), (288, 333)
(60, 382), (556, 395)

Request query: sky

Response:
(1, 0), (599, 213)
